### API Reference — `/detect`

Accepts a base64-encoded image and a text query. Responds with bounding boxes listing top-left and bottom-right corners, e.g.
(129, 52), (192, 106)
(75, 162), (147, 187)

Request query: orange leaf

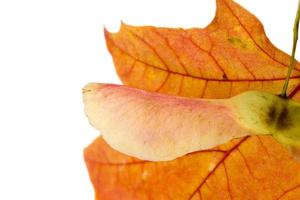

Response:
(85, 136), (300, 200)
(84, 0), (300, 199)
(105, 0), (300, 99)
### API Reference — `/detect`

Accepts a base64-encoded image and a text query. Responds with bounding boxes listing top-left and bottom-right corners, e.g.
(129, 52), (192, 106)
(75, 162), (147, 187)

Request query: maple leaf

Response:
(83, 0), (300, 199)
(105, 0), (300, 100)
(85, 136), (300, 200)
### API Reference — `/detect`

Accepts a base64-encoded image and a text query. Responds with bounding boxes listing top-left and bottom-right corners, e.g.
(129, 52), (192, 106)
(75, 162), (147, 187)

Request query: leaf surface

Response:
(105, 0), (300, 99)
(85, 136), (300, 200)
(85, 0), (300, 199)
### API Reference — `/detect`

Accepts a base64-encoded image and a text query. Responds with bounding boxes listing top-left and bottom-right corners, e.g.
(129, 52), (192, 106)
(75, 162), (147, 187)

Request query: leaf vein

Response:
(187, 136), (250, 200)
(107, 33), (300, 82)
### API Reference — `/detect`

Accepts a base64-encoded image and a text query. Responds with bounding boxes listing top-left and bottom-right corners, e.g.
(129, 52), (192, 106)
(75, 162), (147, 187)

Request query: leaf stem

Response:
(281, 0), (300, 98)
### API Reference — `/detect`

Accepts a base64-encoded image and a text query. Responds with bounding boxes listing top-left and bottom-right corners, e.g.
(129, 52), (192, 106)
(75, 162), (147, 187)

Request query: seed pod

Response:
(83, 83), (300, 161)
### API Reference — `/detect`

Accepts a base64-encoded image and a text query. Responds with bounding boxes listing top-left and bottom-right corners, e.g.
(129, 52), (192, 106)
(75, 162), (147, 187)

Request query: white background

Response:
(0, 0), (299, 199)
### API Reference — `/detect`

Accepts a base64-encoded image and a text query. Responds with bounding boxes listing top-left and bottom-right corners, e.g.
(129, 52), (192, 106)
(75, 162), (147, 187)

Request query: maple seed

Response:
(83, 83), (300, 161)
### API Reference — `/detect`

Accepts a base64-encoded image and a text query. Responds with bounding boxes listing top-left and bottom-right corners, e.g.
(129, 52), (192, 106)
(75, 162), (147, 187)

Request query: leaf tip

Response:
(120, 20), (126, 26)
(103, 21), (127, 36)
(103, 26), (111, 39)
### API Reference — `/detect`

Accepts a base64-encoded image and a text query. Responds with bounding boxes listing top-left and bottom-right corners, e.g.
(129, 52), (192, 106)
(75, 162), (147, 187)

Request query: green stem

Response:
(281, 0), (300, 98)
